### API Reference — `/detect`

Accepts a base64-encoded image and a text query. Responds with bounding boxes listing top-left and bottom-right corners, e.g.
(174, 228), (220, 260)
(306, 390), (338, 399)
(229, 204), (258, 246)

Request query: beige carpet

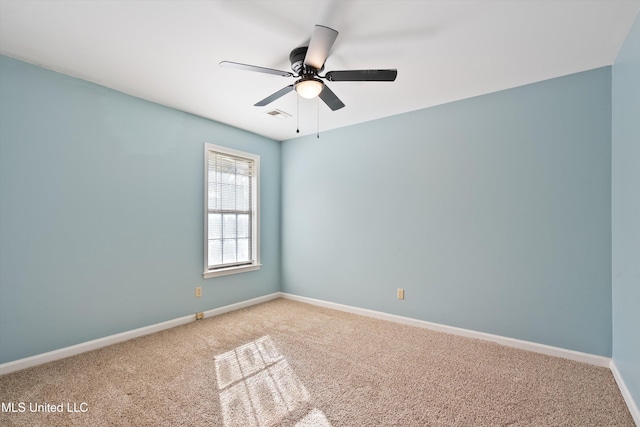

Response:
(0, 298), (634, 426)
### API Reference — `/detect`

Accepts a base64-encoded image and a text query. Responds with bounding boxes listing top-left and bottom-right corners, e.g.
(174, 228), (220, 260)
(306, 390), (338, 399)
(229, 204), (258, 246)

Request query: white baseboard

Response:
(201, 292), (282, 318)
(0, 292), (281, 376)
(611, 360), (640, 426)
(280, 292), (612, 368)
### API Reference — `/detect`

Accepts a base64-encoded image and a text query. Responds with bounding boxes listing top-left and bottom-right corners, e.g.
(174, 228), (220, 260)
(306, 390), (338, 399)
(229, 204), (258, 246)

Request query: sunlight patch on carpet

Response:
(214, 335), (330, 427)
(295, 408), (332, 426)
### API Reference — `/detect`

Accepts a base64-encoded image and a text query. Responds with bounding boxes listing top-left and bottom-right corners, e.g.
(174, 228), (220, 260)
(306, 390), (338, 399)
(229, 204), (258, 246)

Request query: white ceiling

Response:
(1, 0), (639, 141)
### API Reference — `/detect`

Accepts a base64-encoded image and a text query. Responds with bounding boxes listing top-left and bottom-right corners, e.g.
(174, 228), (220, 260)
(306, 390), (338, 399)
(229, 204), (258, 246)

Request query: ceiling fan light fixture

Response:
(295, 78), (324, 99)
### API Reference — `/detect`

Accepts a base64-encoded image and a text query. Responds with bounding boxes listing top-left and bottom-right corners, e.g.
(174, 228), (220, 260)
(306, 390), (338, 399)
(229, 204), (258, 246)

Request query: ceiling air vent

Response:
(265, 109), (292, 119)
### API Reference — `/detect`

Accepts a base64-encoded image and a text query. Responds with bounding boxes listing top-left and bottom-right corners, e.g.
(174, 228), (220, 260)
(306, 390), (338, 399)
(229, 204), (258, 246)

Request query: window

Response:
(204, 143), (260, 278)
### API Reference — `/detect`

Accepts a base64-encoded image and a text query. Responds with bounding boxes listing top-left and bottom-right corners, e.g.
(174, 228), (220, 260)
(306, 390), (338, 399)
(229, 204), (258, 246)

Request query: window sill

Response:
(203, 264), (261, 279)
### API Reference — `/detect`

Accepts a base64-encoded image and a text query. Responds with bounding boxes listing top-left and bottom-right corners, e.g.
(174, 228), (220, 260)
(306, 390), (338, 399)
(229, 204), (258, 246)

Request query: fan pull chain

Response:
(317, 97), (320, 139)
(296, 93), (300, 134)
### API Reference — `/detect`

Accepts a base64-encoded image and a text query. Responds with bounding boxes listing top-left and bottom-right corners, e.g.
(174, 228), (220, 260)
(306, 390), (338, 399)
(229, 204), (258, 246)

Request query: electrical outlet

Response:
(195, 287), (202, 298)
(397, 288), (405, 300)
(195, 312), (204, 320)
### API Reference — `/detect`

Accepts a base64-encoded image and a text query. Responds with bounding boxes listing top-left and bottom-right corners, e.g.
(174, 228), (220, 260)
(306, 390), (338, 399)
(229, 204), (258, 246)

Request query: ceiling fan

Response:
(220, 25), (397, 111)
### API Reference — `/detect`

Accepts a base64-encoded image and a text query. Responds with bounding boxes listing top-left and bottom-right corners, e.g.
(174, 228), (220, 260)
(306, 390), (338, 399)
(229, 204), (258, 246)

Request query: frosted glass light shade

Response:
(295, 79), (323, 99)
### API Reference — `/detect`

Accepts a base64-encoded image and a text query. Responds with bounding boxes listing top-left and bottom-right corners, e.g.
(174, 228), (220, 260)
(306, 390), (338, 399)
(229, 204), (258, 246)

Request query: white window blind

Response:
(207, 150), (255, 271)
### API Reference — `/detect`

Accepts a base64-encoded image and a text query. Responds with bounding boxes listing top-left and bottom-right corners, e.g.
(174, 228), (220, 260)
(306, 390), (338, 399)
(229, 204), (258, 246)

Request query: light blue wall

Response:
(282, 67), (612, 356)
(612, 12), (640, 412)
(0, 55), (281, 363)
(0, 51), (623, 366)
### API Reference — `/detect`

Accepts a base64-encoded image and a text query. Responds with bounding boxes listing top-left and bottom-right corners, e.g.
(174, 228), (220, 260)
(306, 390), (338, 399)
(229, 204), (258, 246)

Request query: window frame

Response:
(203, 143), (260, 278)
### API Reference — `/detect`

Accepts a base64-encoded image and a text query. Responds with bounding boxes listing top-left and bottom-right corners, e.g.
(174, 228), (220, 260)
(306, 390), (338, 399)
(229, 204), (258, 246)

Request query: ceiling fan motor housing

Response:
(289, 46), (323, 75)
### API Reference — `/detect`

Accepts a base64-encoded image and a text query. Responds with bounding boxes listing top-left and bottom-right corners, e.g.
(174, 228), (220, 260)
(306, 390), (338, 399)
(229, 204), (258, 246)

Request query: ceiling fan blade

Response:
(325, 69), (398, 82)
(304, 25), (338, 70)
(318, 84), (345, 111)
(220, 61), (293, 77)
(254, 85), (295, 106)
